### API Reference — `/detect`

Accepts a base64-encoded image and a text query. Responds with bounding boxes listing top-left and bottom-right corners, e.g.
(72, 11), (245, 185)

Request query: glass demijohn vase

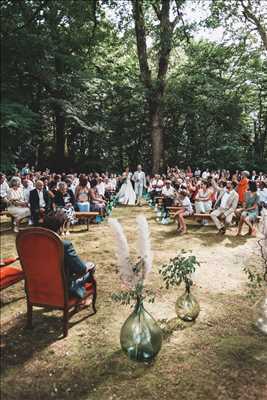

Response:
(175, 282), (200, 322)
(120, 297), (163, 362)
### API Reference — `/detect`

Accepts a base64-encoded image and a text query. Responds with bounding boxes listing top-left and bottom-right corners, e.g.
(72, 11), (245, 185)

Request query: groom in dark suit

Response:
(29, 180), (51, 226)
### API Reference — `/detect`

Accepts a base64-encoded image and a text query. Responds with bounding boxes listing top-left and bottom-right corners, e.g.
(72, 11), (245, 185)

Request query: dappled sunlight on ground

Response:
(0, 206), (266, 400)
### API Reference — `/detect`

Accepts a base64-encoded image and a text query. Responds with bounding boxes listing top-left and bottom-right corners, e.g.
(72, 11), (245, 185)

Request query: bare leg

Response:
(237, 215), (245, 235)
(243, 216), (254, 235)
(178, 211), (186, 233)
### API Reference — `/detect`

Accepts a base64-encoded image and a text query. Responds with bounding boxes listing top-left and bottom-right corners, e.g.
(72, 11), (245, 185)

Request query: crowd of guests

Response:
(0, 166), (118, 233)
(0, 163), (266, 236)
(148, 167), (266, 235)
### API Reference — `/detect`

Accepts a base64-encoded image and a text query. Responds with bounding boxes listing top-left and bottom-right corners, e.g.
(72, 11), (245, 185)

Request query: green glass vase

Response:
(175, 287), (200, 322)
(120, 299), (163, 362)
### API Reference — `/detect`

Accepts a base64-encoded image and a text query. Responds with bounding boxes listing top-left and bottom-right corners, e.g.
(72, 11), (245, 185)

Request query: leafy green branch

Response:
(111, 282), (155, 307)
(159, 250), (200, 292)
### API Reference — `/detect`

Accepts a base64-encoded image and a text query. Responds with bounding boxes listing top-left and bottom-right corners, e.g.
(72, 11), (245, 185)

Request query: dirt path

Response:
(1, 206), (266, 400)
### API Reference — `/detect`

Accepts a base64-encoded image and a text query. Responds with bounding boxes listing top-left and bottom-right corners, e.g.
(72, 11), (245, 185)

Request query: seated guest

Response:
(237, 181), (259, 236)
(149, 174), (164, 201)
(211, 179), (239, 235)
(29, 180), (51, 226)
(96, 177), (106, 198)
(53, 182), (76, 236)
(174, 190), (193, 235)
(89, 180), (106, 216)
(257, 181), (267, 211)
(22, 178), (34, 204)
(237, 170), (249, 204)
(0, 173), (10, 211)
(7, 177), (31, 232)
(251, 170), (258, 181)
(162, 180), (176, 208)
(75, 176), (90, 212)
(104, 177), (115, 201)
(195, 181), (213, 225)
(43, 214), (96, 301)
(110, 174), (117, 192)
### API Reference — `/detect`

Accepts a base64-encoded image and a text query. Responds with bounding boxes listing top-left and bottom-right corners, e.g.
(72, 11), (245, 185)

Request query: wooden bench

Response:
(74, 211), (99, 231)
(167, 207), (261, 224)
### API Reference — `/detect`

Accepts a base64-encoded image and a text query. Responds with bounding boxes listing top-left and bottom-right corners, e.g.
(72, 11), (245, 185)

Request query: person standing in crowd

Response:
(21, 163), (30, 176)
(258, 181), (267, 211)
(132, 165), (146, 206)
(0, 173), (9, 211)
(237, 170), (250, 204)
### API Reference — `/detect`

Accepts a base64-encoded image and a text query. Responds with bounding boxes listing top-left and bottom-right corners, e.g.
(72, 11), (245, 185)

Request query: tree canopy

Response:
(1, 0), (266, 173)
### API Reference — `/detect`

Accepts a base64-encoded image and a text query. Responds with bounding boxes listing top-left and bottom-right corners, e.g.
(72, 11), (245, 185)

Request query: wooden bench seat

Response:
(74, 211), (99, 231)
(167, 208), (261, 223)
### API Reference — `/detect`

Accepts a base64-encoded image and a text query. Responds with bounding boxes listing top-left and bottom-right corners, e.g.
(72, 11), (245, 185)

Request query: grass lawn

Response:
(1, 206), (266, 400)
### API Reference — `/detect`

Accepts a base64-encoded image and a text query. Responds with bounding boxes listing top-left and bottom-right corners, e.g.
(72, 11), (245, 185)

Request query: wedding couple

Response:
(116, 165), (146, 206)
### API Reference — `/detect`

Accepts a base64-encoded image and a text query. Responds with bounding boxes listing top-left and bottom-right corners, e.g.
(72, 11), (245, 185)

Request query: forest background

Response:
(1, 0), (266, 174)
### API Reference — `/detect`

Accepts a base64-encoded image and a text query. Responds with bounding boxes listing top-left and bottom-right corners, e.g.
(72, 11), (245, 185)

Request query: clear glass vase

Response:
(120, 299), (163, 362)
(253, 292), (267, 335)
(175, 287), (200, 322)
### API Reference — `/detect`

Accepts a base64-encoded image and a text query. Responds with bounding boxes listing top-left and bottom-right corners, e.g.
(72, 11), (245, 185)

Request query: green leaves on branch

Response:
(159, 250), (200, 291)
(111, 282), (155, 306)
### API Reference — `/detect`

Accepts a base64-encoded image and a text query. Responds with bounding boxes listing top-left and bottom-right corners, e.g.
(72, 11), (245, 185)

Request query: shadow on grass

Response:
(1, 307), (97, 373)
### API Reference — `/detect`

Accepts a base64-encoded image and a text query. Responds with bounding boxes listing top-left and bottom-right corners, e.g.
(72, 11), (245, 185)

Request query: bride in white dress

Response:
(116, 167), (136, 205)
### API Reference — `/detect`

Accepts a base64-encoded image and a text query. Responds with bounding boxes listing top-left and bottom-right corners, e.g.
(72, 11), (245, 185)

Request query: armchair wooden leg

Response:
(92, 283), (97, 314)
(27, 302), (33, 329)
(63, 308), (69, 337)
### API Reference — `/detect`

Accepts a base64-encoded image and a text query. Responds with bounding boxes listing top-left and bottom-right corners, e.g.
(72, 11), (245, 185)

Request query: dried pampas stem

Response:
(136, 214), (153, 277)
(108, 218), (133, 284)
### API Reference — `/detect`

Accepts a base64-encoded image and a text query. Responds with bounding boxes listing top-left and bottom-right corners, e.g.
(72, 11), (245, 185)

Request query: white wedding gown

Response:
(116, 173), (136, 205)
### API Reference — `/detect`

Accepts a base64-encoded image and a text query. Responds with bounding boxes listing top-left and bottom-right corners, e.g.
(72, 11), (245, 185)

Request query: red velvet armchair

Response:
(16, 228), (97, 337)
(0, 257), (24, 290)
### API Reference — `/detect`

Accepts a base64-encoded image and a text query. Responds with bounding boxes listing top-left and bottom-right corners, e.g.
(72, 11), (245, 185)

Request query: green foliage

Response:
(1, 0), (266, 171)
(111, 283), (155, 307)
(159, 250), (200, 291)
(243, 266), (265, 299)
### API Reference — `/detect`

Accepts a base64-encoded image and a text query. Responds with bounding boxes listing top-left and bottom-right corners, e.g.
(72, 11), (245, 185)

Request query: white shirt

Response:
(258, 188), (267, 204)
(162, 185), (176, 198)
(37, 189), (46, 208)
(202, 171), (209, 179)
(111, 178), (117, 190)
(182, 196), (193, 214)
(0, 180), (9, 198)
(96, 182), (105, 197)
(220, 191), (231, 209)
(23, 186), (33, 203)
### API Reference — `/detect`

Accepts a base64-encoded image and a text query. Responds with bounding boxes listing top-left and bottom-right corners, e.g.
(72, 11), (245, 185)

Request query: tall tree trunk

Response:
(149, 96), (164, 173)
(54, 53), (66, 171)
(54, 105), (66, 171)
(132, 0), (182, 173)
